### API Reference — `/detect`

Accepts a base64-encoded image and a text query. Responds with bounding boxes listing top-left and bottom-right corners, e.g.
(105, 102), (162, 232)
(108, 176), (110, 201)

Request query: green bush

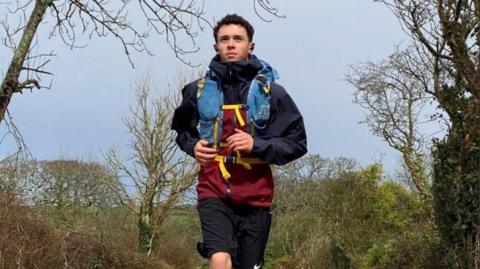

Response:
(269, 160), (444, 268)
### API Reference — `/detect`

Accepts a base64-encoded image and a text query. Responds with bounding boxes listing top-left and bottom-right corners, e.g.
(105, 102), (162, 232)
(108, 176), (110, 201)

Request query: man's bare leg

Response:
(210, 252), (232, 269)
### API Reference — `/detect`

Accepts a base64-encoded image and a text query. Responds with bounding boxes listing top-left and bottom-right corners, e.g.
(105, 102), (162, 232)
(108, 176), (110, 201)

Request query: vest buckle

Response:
(224, 155), (236, 165)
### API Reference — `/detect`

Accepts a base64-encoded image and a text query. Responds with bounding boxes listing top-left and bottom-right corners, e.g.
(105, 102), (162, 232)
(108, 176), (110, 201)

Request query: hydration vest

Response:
(196, 60), (279, 148)
(196, 60), (279, 181)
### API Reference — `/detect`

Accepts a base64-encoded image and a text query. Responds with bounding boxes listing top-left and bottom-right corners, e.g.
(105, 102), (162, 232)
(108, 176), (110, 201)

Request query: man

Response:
(172, 14), (307, 269)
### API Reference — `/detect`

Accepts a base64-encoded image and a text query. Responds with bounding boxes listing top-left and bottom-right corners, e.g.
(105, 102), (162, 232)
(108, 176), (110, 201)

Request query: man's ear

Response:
(213, 44), (218, 52)
(249, 42), (255, 53)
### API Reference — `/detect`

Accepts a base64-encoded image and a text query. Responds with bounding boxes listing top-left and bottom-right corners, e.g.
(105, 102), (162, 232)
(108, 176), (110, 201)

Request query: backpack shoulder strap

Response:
(253, 60), (279, 95)
(197, 70), (216, 98)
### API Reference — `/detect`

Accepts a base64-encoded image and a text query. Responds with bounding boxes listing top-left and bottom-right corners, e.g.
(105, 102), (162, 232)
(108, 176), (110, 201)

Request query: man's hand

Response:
(194, 140), (218, 166)
(226, 128), (254, 153)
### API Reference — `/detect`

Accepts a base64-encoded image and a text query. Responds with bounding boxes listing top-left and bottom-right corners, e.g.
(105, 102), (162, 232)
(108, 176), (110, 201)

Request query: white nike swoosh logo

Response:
(253, 264), (261, 269)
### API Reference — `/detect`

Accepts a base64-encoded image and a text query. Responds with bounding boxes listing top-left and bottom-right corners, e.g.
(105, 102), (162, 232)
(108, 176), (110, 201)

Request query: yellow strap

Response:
(236, 151), (251, 170)
(214, 154), (267, 180)
(213, 118), (219, 149)
(262, 85), (270, 94)
(215, 156), (231, 180)
(235, 109), (246, 127)
(236, 157), (267, 165)
(222, 104), (245, 127)
(216, 155), (267, 166)
(196, 79), (206, 98)
(219, 142), (228, 148)
(222, 104), (242, 109)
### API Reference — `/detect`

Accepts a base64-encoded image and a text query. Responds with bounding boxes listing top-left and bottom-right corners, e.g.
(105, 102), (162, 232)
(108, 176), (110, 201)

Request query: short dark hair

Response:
(213, 14), (254, 42)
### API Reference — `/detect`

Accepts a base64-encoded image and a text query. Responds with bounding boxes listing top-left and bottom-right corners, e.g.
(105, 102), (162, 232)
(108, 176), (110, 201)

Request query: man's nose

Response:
(227, 40), (235, 48)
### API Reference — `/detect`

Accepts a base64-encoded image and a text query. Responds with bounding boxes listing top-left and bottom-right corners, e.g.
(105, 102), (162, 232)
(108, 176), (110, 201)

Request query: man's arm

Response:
(171, 83), (200, 157)
(251, 84), (307, 165)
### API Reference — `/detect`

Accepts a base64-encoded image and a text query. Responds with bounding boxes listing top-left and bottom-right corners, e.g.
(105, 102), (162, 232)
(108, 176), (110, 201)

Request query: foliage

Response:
(347, 46), (434, 193)
(105, 75), (198, 254)
(371, 0), (480, 265)
(267, 156), (444, 269)
(0, 192), (172, 269)
(432, 84), (480, 266)
(0, 154), (452, 268)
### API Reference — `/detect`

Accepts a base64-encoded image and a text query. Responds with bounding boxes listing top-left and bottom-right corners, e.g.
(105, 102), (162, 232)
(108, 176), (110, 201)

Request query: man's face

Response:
(215, 24), (253, 62)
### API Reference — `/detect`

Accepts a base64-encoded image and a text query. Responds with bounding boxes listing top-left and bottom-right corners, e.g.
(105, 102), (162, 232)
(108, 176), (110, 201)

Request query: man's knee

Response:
(210, 252), (232, 269)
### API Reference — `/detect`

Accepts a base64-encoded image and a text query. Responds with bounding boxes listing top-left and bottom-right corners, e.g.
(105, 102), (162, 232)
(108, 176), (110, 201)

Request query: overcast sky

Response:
(1, 0), (409, 172)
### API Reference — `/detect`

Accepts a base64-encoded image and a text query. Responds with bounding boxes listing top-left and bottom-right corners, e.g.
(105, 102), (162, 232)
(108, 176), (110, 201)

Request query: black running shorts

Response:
(197, 198), (272, 269)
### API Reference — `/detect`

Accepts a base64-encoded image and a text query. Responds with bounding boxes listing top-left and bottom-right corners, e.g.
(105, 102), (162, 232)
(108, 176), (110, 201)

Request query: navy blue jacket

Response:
(171, 55), (307, 165)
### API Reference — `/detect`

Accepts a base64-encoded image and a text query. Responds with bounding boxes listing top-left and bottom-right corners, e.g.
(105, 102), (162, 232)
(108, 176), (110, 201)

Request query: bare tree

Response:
(105, 74), (197, 255)
(347, 46), (435, 194)
(374, 0), (479, 134)
(2, 158), (122, 231)
(0, 109), (32, 196)
(0, 151), (35, 202)
(274, 154), (356, 183)
(33, 159), (118, 208)
(372, 0), (480, 266)
(0, 0), (284, 126)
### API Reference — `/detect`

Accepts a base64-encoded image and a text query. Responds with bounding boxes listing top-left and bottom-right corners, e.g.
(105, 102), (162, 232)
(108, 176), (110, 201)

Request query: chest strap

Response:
(222, 104), (246, 127)
(214, 153), (268, 180)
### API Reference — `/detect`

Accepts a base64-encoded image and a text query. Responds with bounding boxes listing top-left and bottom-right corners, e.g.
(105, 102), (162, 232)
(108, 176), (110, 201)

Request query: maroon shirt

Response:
(172, 56), (307, 206)
(196, 107), (274, 207)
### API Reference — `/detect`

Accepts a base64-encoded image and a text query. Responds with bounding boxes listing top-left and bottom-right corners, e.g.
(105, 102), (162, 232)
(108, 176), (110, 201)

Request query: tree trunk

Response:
(137, 177), (156, 253)
(137, 212), (153, 253)
(0, 0), (50, 123)
(432, 82), (480, 267)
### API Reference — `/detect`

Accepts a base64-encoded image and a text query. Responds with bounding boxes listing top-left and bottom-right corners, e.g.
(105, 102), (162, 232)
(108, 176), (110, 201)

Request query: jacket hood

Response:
(208, 54), (263, 84)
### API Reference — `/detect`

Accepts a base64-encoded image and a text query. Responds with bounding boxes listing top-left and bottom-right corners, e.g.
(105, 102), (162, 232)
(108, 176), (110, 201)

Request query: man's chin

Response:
(221, 57), (248, 62)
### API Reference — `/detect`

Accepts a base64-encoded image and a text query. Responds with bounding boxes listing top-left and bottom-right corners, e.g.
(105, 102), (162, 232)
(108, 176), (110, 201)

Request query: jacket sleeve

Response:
(251, 84), (307, 165)
(171, 83), (200, 158)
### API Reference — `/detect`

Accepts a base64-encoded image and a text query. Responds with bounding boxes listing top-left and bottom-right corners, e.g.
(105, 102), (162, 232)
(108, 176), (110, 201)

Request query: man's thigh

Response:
(235, 206), (272, 269)
(197, 198), (236, 259)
